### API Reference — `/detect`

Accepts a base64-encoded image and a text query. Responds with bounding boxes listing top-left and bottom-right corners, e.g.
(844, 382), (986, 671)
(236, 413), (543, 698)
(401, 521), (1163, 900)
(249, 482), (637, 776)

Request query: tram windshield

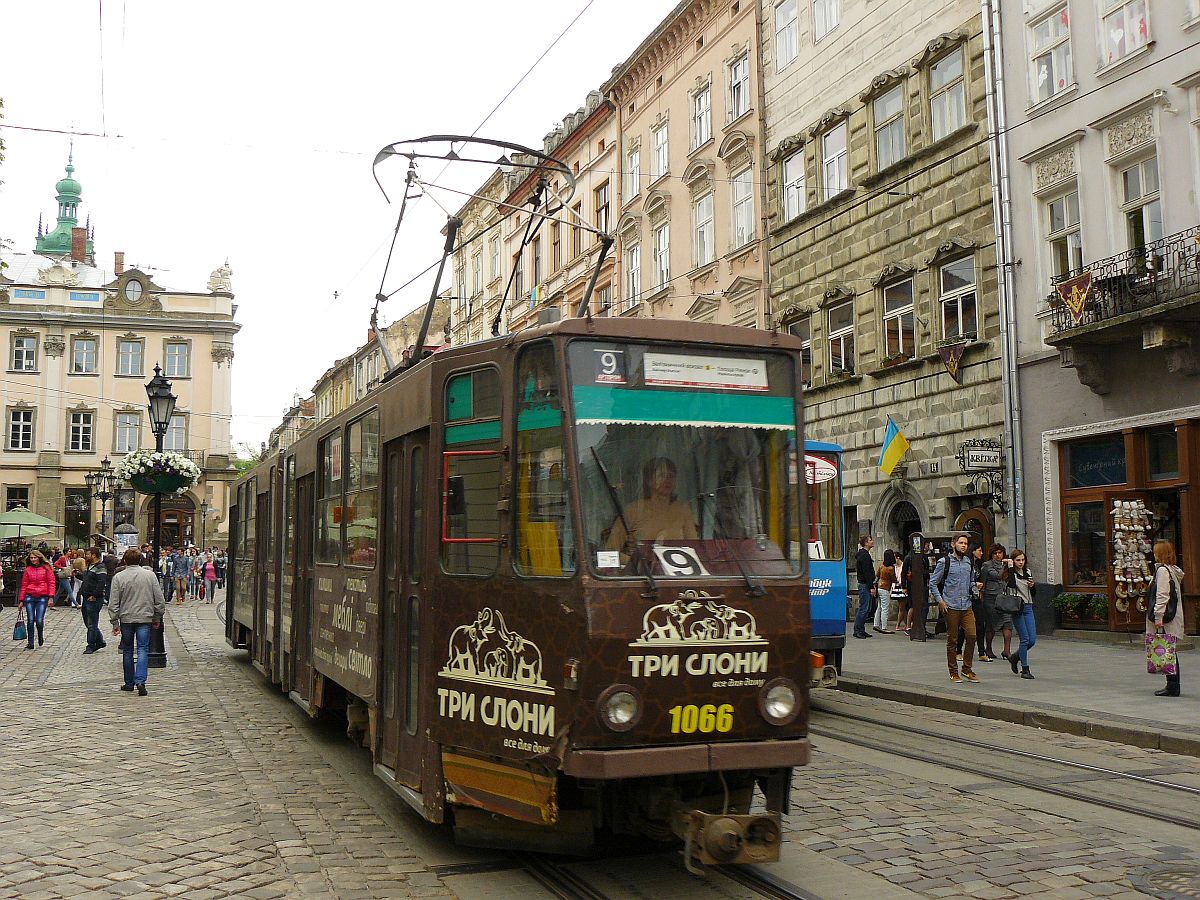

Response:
(568, 341), (802, 579)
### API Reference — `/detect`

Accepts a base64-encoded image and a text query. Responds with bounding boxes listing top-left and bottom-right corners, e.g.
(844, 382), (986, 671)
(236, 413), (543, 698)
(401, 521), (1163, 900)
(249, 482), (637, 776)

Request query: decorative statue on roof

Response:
(207, 259), (232, 294)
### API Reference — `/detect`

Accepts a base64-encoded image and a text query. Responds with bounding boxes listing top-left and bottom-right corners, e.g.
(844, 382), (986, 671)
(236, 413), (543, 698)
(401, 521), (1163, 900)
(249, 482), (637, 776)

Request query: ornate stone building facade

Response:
(0, 159), (240, 548)
(602, 0), (769, 326)
(449, 171), (509, 345)
(999, 0), (1200, 631)
(763, 1), (1009, 552)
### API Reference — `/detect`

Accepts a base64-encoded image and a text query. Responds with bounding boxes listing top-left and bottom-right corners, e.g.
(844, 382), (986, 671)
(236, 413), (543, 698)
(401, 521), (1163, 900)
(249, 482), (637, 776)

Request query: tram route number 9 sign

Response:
(652, 546), (709, 577)
(593, 348), (626, 384)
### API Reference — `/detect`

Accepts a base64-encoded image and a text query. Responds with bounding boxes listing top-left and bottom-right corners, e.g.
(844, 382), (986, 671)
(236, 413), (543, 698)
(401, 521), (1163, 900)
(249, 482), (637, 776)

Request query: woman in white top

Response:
(1148, 540), (1185, 698)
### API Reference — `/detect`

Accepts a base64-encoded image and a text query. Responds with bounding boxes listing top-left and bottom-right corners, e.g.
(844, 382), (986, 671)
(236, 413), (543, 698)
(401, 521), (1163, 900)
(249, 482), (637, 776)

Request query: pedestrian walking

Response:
(202, 552), (218, 603)
(79, 547), (109, 654)
(1148, 540), (1185, 698)
(1007, 549), (1037, 679)
(891, 549), (909, 633)
(53, 549), (78, 608)
(108, 548), (166, 696)
(980, 543), (1013, 661)
(930, 534), (979, 683)
(191, 550), (205, 599)
(17, 550), (57, 649)
(956, 544), (988, 660)
(215, 549), (227, 589)
(852, 535), (877, 639)
(172, 549), (189, 605)
(873, 549), (897, 634)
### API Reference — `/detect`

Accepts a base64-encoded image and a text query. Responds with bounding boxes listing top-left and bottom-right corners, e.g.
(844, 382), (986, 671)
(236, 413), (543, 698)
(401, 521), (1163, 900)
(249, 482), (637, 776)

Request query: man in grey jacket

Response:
(109, 548), (166, 696)
(929, 534), (979, 684)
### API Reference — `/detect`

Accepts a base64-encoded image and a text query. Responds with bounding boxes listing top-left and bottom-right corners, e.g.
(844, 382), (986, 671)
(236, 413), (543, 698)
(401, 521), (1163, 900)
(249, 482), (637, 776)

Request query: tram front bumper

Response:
(561, 737), (809, 779)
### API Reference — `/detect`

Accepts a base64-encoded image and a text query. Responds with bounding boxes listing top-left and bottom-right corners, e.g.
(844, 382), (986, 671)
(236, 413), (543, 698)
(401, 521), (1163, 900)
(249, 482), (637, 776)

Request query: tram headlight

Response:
(597, 684), (642, 732)
(758, 677), (800, 726)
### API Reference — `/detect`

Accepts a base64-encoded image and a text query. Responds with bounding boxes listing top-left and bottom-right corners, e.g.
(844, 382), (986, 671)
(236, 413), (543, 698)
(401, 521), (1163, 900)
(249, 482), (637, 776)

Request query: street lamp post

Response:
(199, 500), (209, 551)
(86, 456), (117, 538)
(145, 364), (177, 669)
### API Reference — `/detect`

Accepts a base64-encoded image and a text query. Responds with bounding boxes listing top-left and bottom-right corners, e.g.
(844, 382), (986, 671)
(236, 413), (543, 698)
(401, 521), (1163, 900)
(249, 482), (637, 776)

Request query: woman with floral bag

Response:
(1147, 540), (1185, 697)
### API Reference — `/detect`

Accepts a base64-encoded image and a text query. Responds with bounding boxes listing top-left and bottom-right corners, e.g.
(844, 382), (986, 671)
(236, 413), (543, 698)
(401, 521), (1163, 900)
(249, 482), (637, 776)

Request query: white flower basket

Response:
(116, 449), (203, 495)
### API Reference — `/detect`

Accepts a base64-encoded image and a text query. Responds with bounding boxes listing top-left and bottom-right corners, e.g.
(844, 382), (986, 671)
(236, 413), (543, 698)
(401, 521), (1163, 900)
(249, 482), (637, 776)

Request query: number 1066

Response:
(668, 704), (734, 734)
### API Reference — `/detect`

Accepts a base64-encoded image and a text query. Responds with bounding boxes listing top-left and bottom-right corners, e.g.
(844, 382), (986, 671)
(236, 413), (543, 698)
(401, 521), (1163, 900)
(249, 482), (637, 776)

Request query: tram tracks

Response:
(810, 700), (1200, 830)
(432, 851), (820, 899)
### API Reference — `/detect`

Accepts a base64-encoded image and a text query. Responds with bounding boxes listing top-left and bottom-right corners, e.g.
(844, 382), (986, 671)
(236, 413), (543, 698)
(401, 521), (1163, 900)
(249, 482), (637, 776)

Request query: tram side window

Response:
(514, 343), (575, 576)
(316, 431), (342, 565)
(442, 369), (501, 575)
(243, 477), (256, 555)
(409, 446), (424, 581)
(344, 411), (380, 568)
(283, 456), (296, 565)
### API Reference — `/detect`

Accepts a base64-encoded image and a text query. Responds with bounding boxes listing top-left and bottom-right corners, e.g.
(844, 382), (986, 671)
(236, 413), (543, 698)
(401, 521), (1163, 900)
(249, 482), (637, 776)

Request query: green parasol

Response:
(0, 507), (63, 529)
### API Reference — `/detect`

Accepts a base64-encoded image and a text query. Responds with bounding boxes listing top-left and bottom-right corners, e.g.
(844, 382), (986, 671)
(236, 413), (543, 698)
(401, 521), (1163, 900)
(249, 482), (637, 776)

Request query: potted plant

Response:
(1052, 592), (1108, 629)
(116, 449), (202, 496)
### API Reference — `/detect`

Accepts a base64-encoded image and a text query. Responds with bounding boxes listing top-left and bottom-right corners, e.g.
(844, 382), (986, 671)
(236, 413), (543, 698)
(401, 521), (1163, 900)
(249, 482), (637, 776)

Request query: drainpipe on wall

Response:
(753, 0), (773, 331)
(981, 0), (1026, 548)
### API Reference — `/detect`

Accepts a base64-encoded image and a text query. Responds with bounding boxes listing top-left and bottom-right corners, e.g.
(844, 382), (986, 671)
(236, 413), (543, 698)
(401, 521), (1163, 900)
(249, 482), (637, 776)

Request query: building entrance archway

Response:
(889, 501), (923, 554)
(139, 494), (197, 550)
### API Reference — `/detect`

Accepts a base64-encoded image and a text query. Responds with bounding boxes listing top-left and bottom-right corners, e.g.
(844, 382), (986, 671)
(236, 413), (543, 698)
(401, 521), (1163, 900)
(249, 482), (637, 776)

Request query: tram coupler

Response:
(679, 810), (781, 873)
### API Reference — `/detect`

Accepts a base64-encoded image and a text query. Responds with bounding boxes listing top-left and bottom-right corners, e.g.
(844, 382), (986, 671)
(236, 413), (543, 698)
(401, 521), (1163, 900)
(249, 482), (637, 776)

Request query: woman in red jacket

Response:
(18, 550), (57, 649)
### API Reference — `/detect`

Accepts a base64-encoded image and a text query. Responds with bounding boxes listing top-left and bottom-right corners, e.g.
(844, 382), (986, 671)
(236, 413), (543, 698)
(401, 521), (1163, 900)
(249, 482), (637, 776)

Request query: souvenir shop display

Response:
(1112, 499), (1153, 613)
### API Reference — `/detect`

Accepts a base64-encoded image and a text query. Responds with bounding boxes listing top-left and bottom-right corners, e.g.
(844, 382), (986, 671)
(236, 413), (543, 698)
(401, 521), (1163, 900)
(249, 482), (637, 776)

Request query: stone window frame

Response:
(651, 117), (670, 182)
(689, 77), (714, 153)
(819, 119), (850, 201)
(623, 241), (642, 311)
(593, 180), (611, 237)
(1116, 151), (1162, 254)
(730, 166), (756, 251)
(912, 31), (971, 150)
(774, 0), (799, 71)
(725, 45), (752, 124)
(859, 69), (910, 174)
(1097, 0), (1152, 72)
(5, 485), (32, 511)
(6, 403), (36, 452)
(769, 135), (808, 223)
(163, 411), (189, 453)
(66, 406), (97, 454)
(1026, 3), (1074, 107)
(624, 140), (642, 201)
(115, 333), (146, 378)
(825, 296), (857, 377)
(652, 220), (671, 292)
(812, 0), (840, 43)
(8, 330), (39, 374)
(1042, 183), (1084, 282)
(693, 191), (716, 270)
(879, 275), (917, 362)
(925, 246), (979, 343)
(787, 315), (813, 390)
(113, 408), (143, 455)
(162, 337), (192, 379)
(69, 332), (100, 376)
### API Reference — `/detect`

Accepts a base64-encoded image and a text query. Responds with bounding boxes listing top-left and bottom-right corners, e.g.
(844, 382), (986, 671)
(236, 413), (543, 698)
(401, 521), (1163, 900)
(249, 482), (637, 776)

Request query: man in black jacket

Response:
(852, 535), (877, 639)
(79, 547), (109, 654)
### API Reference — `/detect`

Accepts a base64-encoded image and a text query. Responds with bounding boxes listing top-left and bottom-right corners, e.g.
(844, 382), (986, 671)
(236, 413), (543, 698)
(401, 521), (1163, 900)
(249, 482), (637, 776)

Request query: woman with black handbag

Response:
(1148, 540), (1185, 697)
(1007, 550), (1036, 679)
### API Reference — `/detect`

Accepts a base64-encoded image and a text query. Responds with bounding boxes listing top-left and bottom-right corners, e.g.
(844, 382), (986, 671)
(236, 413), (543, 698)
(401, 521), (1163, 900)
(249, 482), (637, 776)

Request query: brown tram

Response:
(226, 315), (812, 868)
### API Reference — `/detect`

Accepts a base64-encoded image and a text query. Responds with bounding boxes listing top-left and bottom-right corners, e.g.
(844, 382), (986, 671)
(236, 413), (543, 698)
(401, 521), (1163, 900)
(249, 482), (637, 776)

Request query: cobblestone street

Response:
(0, 596), (452, 900)
(5, 597), (1200, 899)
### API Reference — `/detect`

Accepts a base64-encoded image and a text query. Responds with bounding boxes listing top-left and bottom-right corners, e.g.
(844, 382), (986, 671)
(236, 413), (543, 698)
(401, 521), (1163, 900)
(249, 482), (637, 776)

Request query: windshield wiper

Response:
(713, 487), (766, 598)
(590, 448), (657, 597)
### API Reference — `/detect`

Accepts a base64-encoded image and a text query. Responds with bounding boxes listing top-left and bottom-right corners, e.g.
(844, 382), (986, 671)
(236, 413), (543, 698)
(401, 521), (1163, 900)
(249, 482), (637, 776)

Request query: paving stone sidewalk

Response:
(0, 595), (451, 900)
(838, 626), (1198, 739)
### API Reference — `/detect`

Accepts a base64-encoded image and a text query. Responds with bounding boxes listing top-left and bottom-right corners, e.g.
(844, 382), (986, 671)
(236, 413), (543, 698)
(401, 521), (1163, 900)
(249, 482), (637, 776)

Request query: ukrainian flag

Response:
(878, 416), (910, 476)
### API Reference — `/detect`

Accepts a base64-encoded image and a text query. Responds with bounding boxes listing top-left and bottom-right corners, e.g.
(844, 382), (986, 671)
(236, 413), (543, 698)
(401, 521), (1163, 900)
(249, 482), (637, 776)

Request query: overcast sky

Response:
(0, 0), (676, 452)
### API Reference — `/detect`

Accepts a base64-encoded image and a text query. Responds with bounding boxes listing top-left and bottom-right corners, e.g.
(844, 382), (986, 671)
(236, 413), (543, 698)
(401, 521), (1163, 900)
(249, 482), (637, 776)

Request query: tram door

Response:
(292, 473), (316, 702)
(379, 434), (425, 788)
(255, 486), (272, 669)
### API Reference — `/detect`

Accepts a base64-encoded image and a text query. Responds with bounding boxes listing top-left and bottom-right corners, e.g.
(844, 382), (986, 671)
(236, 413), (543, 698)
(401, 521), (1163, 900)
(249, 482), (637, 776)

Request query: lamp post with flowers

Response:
(115, 365), (201, 669)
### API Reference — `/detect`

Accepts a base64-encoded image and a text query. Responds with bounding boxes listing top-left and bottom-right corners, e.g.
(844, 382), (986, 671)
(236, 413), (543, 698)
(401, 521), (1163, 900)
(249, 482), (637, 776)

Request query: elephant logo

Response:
(440, 608), (552, 695)
(632, 591), (764, 646)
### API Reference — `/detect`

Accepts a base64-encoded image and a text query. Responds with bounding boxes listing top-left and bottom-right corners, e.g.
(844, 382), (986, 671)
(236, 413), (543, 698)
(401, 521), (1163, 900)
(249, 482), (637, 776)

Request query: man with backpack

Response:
(930, 534), (979, 683)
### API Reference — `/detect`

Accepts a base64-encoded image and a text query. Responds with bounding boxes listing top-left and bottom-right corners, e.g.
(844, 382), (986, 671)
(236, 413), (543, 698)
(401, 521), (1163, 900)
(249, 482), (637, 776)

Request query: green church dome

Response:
(55, 163), (82, 199)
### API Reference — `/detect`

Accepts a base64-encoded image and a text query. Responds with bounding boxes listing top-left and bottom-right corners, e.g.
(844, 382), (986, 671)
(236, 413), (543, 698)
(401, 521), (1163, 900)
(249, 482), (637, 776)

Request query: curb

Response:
(834, 674), (1200, 760)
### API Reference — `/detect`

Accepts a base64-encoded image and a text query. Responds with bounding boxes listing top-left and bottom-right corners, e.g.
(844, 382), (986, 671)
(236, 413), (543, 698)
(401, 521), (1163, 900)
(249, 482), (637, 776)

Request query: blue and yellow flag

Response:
(878, 416), (910, 476)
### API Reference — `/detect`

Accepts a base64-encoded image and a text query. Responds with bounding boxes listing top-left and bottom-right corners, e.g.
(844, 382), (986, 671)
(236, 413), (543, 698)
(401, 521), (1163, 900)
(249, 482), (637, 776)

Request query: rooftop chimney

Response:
(71, 228), (87, 263)
(367, 328), (377, 343)
(114, 251), (125, 275)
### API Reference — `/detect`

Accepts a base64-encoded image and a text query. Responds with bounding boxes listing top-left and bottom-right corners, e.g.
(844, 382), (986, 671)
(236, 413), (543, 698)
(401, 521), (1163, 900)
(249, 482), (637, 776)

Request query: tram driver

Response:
(606, 457), (699, 550)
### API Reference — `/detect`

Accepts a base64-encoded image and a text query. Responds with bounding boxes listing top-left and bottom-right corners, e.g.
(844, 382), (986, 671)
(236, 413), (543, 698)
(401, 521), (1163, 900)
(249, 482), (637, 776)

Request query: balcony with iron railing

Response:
(1046, 225), (1200, 344)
